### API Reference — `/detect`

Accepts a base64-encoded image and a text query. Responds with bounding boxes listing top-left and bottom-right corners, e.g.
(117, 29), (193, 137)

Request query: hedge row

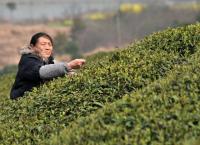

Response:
(1, 23), (200, 144)
(1, 49), (180, 145)
(48, 49), (200, 145)
(0, 74), (15, 101)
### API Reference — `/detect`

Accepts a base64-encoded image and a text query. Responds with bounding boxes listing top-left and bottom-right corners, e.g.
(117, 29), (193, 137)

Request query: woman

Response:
(10, 32), (85, 99)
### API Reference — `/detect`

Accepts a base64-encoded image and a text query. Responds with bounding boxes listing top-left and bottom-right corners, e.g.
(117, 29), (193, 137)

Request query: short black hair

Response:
(30, 32), (53, 46)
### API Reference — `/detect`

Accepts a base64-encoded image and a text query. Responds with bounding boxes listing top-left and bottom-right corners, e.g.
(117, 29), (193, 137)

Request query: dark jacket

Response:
(10, 53), (54, 99)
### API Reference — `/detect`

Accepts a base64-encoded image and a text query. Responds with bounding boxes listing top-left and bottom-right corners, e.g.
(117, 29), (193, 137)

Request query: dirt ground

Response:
(0, 23), (70, 69)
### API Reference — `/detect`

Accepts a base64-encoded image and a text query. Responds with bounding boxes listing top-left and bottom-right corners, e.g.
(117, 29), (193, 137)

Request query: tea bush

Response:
(1, 23), (200, 144)
(0, 73), (15, 101)
(1, 49), (180, 145)
(48, 49), (200, 145)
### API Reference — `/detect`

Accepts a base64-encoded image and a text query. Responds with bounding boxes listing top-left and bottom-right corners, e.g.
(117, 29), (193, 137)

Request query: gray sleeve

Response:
(39, 63), (69, 80)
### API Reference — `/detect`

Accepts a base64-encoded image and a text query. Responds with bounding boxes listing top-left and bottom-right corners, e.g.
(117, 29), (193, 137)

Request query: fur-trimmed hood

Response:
(19, 46), (34, 55)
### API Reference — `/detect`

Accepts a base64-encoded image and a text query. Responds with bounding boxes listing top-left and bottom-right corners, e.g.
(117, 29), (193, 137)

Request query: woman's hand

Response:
(67, 59), (86, 70)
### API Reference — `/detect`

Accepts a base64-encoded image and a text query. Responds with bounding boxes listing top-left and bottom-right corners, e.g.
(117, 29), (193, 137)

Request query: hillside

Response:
(1, 23), (200, 145)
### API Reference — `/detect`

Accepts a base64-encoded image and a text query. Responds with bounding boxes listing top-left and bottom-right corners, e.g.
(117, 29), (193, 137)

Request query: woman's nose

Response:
(45, 47), (51, 50)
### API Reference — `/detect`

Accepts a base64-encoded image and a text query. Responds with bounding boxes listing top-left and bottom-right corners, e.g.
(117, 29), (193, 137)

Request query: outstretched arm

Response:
(39, 63), (69, 80)
(39, 59), (86, 80)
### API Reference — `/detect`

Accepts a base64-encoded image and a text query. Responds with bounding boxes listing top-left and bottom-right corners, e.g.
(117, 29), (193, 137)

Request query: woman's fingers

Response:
(67, 59), (86, 69)
(77, 59), (86, 66)
(74, 59), (86, 67)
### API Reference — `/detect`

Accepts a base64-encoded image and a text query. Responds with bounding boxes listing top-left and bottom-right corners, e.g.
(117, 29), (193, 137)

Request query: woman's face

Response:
(32, 36), (53, 59)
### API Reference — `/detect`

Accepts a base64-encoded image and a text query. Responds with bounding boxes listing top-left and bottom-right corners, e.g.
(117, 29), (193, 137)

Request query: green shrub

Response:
(132, 23), (200, 56)
(1, 49), (180, 144)
(48, 49), (200, 145)
(0, 73), (15, 101)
